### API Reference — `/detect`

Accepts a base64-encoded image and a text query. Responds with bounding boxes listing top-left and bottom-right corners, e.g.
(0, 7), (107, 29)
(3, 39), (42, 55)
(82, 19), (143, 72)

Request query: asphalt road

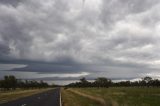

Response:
(0, 88), (61, 106)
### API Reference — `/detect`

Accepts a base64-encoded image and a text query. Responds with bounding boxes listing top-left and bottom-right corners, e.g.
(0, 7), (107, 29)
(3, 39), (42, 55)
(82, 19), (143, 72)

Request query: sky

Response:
(0, 0), (160, 85)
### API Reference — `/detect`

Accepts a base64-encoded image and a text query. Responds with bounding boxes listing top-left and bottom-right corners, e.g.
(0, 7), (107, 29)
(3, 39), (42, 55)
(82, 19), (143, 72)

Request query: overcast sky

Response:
(0, 0), (160, 84)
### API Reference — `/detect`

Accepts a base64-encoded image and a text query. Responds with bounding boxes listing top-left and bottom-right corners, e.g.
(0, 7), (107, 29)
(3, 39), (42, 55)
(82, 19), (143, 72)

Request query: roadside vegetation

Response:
(71, 87), (160, 106)
(62, 76), (160, 106)
(0, 75), (50, 91)
(0, 75), (56, 104)
(61, 88), (101, 106)
(66, 76), (160, 88)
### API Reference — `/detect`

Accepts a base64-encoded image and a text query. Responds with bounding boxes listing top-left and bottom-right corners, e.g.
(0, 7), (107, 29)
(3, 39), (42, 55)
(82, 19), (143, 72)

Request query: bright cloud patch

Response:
(38, 72), (90, 78)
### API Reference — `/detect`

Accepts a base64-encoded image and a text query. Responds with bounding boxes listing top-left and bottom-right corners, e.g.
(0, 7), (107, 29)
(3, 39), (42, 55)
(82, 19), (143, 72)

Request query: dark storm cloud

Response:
(10, 63), (84, 73)
(0, 0), (160, 80)
(0, 43), (10, 55)
(0, 0), (22, 7)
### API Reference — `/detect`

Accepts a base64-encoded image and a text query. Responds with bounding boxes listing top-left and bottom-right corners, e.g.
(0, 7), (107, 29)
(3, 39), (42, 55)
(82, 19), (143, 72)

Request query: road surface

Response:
(0, 88), (61, 106)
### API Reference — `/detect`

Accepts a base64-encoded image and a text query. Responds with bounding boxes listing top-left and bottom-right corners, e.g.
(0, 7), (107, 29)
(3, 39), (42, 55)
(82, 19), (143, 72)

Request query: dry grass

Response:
(61, 88), (102, 106)
(68, 88), (106, 106)
(73, 87), (160, 106)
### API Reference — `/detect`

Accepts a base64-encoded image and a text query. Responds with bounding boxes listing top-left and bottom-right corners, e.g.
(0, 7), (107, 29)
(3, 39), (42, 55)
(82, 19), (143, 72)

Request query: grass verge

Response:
(61, 88), (102, 106)
(68, 88), (106, 106)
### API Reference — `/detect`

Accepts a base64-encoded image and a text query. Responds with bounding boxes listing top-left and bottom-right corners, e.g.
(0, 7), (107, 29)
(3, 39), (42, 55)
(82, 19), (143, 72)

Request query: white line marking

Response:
(60, 89), (62, 106)
(21, 104), (27, 106)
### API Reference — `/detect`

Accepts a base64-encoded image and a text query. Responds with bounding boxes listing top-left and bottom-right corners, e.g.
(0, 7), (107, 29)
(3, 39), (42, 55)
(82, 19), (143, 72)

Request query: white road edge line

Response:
(21, 104), (27, 106)
(60, 89), (62, 106)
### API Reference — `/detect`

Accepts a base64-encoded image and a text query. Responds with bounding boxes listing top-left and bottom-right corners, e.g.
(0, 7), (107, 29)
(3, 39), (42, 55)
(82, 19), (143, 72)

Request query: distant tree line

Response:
(66, 76), (160, 88)
(112, 76), (160, 87)
(66, 77), (112, 88)
(0, 75), (50, 91)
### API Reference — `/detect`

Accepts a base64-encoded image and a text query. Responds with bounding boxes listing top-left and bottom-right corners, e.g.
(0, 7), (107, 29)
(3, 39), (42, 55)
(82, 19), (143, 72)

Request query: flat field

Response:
(62, 87), (160, 106)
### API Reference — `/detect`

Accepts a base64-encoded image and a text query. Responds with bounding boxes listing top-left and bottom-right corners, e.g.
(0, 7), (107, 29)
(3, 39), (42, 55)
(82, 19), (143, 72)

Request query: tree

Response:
(1, 75), (17, 90)
(94, 77), (111, 88)
(152, 79), (160, 87)
(79, 77), (90, 87)
(80, 77), (88, 83)
(142, 76), (152, 87)
(143, 76), (152, 83)
(9, 75), (17, 90)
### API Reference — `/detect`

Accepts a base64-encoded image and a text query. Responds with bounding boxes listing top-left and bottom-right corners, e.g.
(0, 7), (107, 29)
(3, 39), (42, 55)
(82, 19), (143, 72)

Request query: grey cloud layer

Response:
(0, 0), (160, 79)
